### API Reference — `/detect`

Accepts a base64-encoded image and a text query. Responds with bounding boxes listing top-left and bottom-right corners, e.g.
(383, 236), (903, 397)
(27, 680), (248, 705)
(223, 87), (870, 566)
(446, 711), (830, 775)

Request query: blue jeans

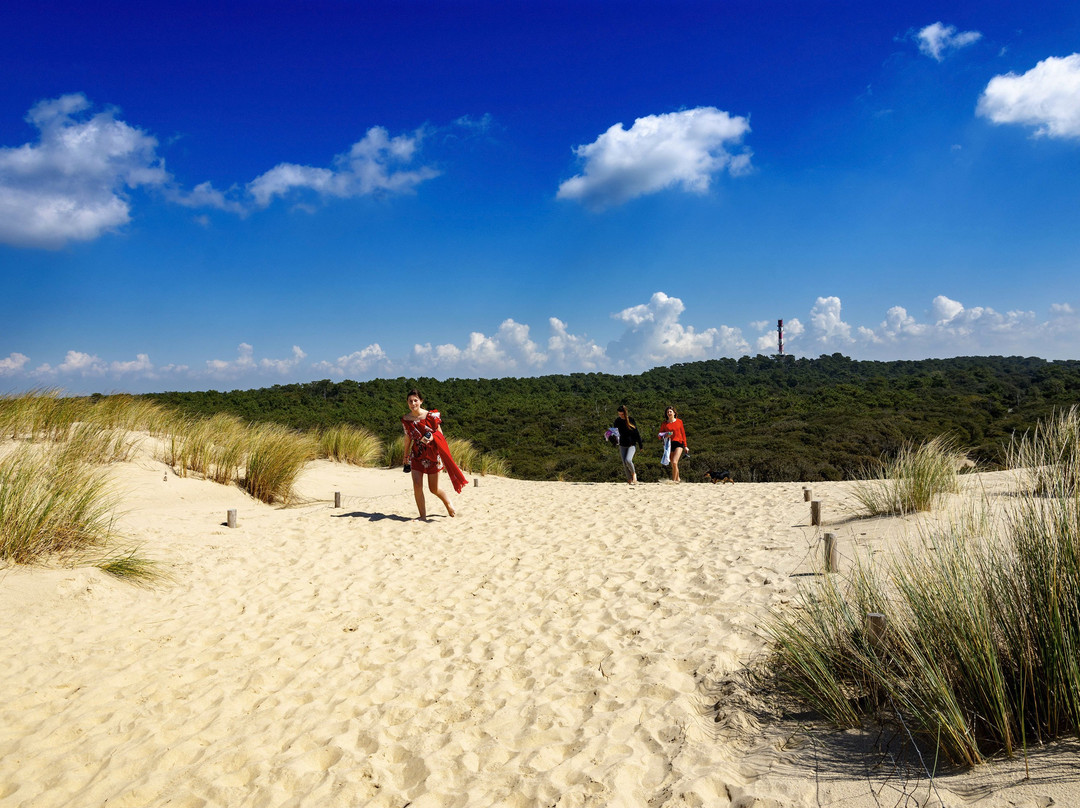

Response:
(619, 445), (637, 480)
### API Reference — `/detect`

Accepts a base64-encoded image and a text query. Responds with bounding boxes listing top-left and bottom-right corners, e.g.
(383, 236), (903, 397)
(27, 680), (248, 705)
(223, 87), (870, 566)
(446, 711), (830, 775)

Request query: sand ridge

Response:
(0, 448), (1074, 807)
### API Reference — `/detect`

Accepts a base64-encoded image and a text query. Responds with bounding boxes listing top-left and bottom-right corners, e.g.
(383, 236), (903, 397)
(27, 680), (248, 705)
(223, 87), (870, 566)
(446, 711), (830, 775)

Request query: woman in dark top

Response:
(613, 404), (643, 485)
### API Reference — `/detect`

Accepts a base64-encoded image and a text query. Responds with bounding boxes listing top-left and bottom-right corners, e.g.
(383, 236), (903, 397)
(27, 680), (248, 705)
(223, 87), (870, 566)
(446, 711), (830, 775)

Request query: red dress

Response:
(402, 410), (444, 474)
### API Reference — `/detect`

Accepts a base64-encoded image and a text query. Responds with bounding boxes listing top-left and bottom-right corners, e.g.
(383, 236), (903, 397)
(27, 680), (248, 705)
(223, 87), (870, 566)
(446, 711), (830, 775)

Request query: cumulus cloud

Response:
(0, 352), (30, 375)
(977, 54), (1080, 139)
(546, 318), (607, 372)
(313, 344), (392, 377)
(809, 297), (854, 345)
(607, 291), (749, 365)
(557, 107), (752, 209)
(412, 319), (547, 376)
(916, 22), (982, 61)
(247, 126), (440, 208)
(110, 353), (154, 374)
(206, 343), (308, 378)
(0, 93), (169, 248)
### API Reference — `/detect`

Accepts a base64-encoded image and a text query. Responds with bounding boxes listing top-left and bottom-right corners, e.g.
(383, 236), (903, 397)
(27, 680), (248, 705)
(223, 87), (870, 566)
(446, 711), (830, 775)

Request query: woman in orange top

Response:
(659, 405), (688, 483)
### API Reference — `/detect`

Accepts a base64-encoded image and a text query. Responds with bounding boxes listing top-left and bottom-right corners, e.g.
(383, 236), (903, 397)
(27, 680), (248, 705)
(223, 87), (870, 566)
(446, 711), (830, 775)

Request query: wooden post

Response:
(334, 491), (341, 508)
(473, 478), (478, 488)
(811, 500), (822, 526)
(866, 613), (887, 650)
(824, 532), (838, 572)
(803, 487), (812, 502)
(227, 509), (237, 528)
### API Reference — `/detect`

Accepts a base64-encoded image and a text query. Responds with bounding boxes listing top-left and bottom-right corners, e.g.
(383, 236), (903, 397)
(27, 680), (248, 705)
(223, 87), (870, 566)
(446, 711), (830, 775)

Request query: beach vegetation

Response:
(318, 423), (383, 466)
(242, 423), (318, 504)
(765, 411), (1080, 766)
(852, 435), (967, 516)
(0, 445), (118, 564)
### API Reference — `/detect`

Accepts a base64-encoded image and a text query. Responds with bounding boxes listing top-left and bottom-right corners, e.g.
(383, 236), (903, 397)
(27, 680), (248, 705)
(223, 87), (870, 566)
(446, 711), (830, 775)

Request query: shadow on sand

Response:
(332, 510), (415, 523)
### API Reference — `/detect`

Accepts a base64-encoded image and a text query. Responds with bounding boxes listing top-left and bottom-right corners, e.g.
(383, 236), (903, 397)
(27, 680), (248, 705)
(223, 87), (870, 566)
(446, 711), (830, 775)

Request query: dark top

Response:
(613, 416), (643, 449)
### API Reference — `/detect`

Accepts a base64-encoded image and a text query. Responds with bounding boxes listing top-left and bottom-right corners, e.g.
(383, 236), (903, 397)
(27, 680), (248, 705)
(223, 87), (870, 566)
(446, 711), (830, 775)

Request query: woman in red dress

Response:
(401, 388), (465, 519)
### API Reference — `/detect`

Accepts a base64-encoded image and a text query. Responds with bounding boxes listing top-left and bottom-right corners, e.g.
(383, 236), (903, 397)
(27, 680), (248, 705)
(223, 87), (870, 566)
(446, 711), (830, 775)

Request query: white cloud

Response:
(977, 54), (1080, 139)
(313, 344), (392, 377)
(0, 352), (30, 375)
(607, 291), (749, 364)
(547, 318), (607, 372)
(809, 297), (854, 345)
(110, 353), (154, 374)
(557, 107), (752, 209)
(916, 22), (982, 61)
(0, 94), (169, 248)
(413, 319), (547, 376)
(260, 346), (307, 374)
(247, 126), (440, 208)
(204, 343), (310, 379)
(207, 343), (255, 375)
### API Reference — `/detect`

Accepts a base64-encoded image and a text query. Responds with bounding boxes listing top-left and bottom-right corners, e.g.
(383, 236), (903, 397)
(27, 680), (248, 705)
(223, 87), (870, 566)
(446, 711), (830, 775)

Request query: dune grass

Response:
(0, 446), (118, 564)
(243, 423), (318, 504)
(766, 416), (1080, 766)
(852, 435), (967, 516)
(318, 424), (383, 467)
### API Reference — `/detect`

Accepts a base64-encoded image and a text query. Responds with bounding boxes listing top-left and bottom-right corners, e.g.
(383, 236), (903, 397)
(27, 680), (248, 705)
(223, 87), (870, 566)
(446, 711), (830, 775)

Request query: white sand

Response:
(0, 444), (1076, 807)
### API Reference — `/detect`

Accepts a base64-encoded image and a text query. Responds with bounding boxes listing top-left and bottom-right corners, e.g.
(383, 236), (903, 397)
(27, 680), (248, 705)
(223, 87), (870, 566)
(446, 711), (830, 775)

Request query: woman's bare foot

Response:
(446, 503), (456, 517)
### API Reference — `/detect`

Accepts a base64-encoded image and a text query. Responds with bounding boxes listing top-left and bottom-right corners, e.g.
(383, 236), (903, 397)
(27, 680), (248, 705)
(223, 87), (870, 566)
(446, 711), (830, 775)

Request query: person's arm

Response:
(402, 424), (413, 465)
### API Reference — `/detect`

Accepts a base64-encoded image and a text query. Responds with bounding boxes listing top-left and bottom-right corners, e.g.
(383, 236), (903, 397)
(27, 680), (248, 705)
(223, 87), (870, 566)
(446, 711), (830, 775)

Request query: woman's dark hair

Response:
(407, 388), (422, 400)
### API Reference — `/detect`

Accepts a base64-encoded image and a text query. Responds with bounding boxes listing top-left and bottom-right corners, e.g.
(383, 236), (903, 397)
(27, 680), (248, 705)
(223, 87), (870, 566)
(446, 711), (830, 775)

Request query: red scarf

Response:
(431, 429), (468, 493)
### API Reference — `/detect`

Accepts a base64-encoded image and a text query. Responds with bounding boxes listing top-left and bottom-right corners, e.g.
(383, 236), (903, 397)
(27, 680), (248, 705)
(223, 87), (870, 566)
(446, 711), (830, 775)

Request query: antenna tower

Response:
(777, 319), (784, 355)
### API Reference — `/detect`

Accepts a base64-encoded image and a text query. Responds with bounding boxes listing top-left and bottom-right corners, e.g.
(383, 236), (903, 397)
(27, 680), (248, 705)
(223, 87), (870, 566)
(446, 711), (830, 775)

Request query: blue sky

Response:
(2, 1), (1079, 395)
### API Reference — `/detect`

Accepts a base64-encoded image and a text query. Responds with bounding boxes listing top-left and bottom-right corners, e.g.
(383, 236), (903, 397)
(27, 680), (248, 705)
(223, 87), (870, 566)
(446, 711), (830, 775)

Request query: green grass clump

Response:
(1008, 405), (1080, 497)
(243, 424), (318, 504)
(319, 424), (383, 466)
(385, 436), (406, 468)
(766, 414), (1080, 766)
(852, 435), (967, 516)
(0, 446), (117, 563)
(95, 548), (164, 584)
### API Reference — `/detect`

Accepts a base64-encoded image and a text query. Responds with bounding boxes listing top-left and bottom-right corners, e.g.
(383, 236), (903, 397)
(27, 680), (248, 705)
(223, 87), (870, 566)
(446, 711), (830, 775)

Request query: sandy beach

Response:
(1, 441), (1077, 808)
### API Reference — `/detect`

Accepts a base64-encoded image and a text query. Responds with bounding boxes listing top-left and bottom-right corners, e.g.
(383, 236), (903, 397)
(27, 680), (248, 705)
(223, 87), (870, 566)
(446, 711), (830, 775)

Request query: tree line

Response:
(144, 353), (1080, 483)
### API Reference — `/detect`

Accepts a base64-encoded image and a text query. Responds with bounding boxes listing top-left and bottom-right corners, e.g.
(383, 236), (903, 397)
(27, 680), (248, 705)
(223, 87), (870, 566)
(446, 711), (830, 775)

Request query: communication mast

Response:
(777, 319), (784, 355)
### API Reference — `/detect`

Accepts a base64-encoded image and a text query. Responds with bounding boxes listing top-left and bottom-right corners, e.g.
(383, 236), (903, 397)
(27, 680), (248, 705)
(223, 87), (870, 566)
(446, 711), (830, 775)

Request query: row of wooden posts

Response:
(224, 478), (482, 528)
(805, 485), (888, 645)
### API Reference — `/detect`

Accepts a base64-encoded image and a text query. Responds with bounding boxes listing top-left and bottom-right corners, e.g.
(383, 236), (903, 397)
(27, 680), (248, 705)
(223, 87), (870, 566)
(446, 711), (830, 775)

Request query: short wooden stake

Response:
(866, 613), (887, 650)
(473, 478), (478, 487)
(811, 500), (822, 526)
(227, 509), (237, 528)
(803, 487), (812, 502)
(824, 532), (838, 572)
(334, 491), (341, 508)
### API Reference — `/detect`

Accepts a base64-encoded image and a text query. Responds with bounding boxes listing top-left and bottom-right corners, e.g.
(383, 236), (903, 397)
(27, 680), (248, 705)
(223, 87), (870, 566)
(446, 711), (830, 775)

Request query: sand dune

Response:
(0, 444), (1076, 807)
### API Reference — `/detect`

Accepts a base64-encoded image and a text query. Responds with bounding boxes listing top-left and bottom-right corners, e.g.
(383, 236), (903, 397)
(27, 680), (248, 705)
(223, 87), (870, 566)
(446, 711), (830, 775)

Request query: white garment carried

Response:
(659, 431), (672, 466)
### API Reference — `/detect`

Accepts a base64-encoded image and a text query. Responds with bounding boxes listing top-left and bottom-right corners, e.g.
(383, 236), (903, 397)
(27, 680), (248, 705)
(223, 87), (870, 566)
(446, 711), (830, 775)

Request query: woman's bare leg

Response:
(670, 446), (683, 483)
(411, 468), (428, 519)
(427, 472), (455, 516)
